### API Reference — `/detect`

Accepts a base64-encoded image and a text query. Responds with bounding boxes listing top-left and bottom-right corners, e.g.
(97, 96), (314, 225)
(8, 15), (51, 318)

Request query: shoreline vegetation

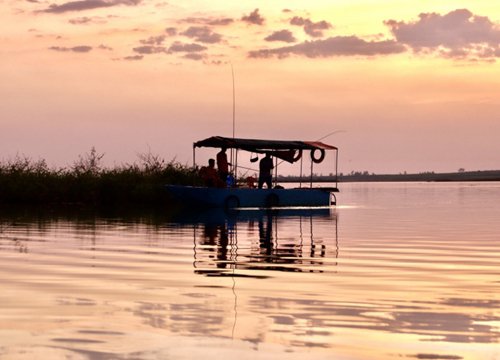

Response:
(1, 148), (499, 207)
(0, 148), (200, 207)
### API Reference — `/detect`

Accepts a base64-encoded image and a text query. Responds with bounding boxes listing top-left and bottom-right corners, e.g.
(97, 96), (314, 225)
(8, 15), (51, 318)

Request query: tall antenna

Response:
(231, 63), (236, 139)
(230, 63), (236, 167)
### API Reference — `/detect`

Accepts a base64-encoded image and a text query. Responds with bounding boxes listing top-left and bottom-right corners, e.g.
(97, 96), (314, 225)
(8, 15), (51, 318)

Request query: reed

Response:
(0, 149), (201, 207)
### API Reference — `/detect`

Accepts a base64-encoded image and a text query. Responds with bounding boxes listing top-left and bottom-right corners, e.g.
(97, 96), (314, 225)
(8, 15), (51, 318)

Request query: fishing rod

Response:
(317, 129), (346, 141)
(240, 129), (346, 170)
(273, 129), (346, 167)
(230, 129), (346, 182)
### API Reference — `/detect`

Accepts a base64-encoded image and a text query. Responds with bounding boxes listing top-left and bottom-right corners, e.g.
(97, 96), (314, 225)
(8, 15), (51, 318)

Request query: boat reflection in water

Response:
(171, 208), (338, 277)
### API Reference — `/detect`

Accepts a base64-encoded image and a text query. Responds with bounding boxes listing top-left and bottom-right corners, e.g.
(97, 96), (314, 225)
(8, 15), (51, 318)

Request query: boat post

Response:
(192, 143), (196, 168)
(234, 149), (239, 185)
(299, 156), (303, 188)
(335, 148), (339, 188)
(310, 153), (314, 188)
(274, 156), (278, 188)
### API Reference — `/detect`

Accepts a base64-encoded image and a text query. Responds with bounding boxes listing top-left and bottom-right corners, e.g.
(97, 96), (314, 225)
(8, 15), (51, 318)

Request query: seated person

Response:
(246, 175), (256, 188)
(199, 159), (222, 187)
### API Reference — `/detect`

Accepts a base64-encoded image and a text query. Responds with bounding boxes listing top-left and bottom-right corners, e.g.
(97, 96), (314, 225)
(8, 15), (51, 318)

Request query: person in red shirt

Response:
(199, 159), (222, 187)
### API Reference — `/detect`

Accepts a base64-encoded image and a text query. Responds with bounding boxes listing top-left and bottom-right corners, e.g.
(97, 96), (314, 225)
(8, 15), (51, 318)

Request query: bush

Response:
(0, 149), (199, 207)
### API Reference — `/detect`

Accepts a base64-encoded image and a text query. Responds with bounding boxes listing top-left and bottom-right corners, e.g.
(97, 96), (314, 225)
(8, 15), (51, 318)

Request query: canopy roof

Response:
(194, 136), (337, 152)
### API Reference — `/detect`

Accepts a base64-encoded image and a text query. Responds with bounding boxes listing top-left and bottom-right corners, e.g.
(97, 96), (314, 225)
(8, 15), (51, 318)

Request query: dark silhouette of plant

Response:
(0, 147), (200, 206)
(137, 149), (166, 174)
(72, 147), (104, 176)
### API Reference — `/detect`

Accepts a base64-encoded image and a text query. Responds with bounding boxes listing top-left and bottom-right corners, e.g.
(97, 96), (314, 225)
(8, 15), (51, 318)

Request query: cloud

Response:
(131, 41), (207, 57)
(68, 15), (110, 24)
(207, 18), (234, 26)
(241, 8), (265, 26)
(183, 53), (206, 61)
(168, 41), (207, 53)
(290, 16), (332, 38)
(123, 55), (143, 60)
(265, 30), (296, 43)
(140, 35), (166, 46)
(68, 16), (93, 24)
(248, 36), (406, 59)
(408, 354), (462, 360)
(385, 9), (500, 59)
(49, 45), (93, 52)
(98, 44), (112, 50)
(132, 45), (166, 54)
(41, 0), (141, 14)
(165, 27), (177, 36)
(180, 17), (234, 26)
(180, 26), (222, 44)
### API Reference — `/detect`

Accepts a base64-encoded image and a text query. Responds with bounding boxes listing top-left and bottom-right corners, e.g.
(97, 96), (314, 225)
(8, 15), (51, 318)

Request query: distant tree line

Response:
(278, 169), (500, 182)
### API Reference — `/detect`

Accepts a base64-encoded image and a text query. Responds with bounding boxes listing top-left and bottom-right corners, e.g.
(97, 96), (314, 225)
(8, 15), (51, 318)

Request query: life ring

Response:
(292, 149), (302, 162)
(265, 193), (279, 208)
(224, 195), (240, 210)
(311, 148), (325, 163)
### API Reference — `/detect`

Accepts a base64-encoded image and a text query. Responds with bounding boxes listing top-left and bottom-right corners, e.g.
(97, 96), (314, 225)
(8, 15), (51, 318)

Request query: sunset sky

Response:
(2, 0), (500, 174)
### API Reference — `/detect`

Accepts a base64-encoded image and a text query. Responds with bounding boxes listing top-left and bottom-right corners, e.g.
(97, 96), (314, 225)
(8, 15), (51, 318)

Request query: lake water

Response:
(0, 182), (499, 360)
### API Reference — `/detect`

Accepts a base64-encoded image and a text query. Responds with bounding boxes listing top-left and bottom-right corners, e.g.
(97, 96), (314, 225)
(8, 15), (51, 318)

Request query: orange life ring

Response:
(311, 149), (325, 163)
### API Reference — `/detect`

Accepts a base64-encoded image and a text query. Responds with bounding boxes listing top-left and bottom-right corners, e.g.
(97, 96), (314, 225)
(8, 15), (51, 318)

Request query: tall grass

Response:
(0, 148), (201, 207)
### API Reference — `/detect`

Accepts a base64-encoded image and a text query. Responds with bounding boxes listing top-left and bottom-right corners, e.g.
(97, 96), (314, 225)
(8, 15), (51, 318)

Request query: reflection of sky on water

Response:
(120, 291), (499, 356)
(0, 183), (499, 359)
(246, 296), (499, 344)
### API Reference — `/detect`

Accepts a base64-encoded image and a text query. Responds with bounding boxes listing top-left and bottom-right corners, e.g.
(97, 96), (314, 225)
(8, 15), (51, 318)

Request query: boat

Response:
(166, 136), (339, 209)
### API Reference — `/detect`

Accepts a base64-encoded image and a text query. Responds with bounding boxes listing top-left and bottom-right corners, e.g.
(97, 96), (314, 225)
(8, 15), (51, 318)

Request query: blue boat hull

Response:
(166, 185), (336, 209)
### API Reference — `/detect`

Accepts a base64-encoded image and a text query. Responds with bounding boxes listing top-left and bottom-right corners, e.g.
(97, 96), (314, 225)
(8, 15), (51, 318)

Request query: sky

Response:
(1, 0), (500, 175)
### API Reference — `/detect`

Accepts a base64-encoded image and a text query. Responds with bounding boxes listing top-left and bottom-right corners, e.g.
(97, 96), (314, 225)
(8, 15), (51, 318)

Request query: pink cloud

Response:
(140, 35), (166, 46)
(249, 36), (406, 58)
(241, 8), (265, 26)
(385, 9), (500, 59)
(180, 17), (234, 26)
(168, 41), (207, 53)
(180, 26), (223, 44)
(265, 30), (296, 43)
(290, 16), (332, 37)
(42, 0), (141, 13)
(132, 45), (166, 54)
(49, 45), (93, 52)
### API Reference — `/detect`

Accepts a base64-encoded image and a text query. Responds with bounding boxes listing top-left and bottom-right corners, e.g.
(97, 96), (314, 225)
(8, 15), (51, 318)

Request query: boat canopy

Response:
(194, 136), (337, 151)
(194, 136), (337, 164)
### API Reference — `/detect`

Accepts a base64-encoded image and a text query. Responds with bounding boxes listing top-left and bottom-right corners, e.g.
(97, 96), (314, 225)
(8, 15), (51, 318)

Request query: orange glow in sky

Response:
(1, 1), (500, 173)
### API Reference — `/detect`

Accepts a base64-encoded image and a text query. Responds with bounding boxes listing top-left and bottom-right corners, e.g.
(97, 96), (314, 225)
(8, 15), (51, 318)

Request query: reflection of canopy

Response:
(194, 136), (337, 163)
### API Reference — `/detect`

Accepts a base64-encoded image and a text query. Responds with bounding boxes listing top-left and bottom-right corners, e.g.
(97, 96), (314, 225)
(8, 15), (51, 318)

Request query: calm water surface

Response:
(0, 182), (499, 360)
